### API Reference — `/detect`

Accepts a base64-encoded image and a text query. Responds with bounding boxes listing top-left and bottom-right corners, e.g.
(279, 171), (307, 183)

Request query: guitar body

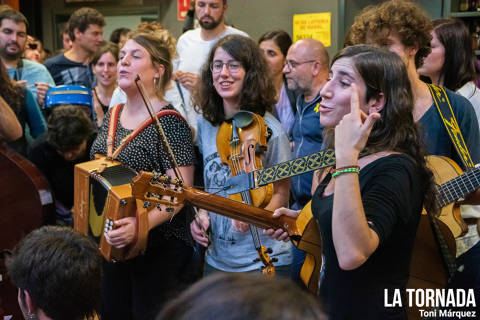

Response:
(407, 156), (463, 319)
(407, 214), (455, 319)
(291, 201), (323, 294)
(426, 156), (468, 238)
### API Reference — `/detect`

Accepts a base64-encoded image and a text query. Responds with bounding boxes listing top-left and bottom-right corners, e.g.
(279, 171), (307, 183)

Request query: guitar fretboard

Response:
(437, 166), (480, 206)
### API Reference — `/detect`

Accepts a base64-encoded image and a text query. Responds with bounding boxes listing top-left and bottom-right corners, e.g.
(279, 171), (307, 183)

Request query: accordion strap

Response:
(107, 104), (184, 160)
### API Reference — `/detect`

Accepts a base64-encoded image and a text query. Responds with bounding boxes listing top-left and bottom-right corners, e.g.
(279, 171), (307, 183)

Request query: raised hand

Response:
(35, 82), (50, 106)
(175, 71), (199, 91)
(334, 83), (380, 166)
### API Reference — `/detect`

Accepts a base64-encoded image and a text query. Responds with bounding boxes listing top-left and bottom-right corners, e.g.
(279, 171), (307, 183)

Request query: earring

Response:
(154, 78), (159, 86)
(27, 313), (38, 320)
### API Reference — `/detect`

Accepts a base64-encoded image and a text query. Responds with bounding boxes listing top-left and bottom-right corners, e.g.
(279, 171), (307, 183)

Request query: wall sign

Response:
(293, 12), (331, 47)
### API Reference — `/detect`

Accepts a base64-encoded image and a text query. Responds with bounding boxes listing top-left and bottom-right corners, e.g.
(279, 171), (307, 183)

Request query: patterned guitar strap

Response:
(427, 84), (476, 279)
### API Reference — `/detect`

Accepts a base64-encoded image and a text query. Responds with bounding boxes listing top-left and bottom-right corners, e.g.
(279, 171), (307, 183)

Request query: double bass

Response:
(0, 143), (55, 319)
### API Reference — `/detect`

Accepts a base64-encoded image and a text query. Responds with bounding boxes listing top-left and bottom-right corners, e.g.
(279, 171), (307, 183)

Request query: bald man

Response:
(283, 38), (329, 211)
(283, 39), (329, 282)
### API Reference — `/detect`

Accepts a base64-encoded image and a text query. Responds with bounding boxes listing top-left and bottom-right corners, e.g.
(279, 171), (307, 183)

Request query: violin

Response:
(216, 111), (275, 276)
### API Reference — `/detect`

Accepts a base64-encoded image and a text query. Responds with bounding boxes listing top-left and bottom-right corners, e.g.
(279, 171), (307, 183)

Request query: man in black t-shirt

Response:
(45, 7), (105, 88)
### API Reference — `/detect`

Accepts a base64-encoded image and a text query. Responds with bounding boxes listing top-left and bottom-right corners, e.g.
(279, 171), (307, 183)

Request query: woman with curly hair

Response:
(268, 45), (438, 319)
(347, 0), (480, 170)
(190, 34), (292, 276)
(0, 60), (45, 155)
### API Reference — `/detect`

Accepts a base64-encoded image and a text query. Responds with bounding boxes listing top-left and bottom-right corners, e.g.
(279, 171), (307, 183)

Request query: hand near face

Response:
(334, 83), (380, 165)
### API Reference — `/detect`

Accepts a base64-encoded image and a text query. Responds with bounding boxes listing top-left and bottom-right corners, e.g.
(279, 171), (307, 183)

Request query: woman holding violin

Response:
(191, 35), (292, 276)
(268, 45), (438, 319)
(89, 29), (195, 320)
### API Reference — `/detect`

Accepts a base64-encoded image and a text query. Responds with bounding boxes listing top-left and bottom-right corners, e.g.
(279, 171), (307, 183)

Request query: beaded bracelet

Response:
(331, 166), (360, 178)
(331, 165), (360, 174)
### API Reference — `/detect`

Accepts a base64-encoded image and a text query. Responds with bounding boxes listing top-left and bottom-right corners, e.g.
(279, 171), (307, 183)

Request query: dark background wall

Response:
(16, 0), (450, 56)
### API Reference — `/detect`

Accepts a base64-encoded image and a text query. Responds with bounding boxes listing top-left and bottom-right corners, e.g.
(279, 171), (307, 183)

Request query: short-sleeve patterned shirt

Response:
(90, 104), (195, 245)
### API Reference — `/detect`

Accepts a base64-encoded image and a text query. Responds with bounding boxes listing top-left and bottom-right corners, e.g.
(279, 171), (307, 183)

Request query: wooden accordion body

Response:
(73, 157), (148, 261)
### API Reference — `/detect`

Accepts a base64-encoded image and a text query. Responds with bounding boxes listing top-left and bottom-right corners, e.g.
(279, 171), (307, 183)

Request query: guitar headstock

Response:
(131, 171), (186, 207)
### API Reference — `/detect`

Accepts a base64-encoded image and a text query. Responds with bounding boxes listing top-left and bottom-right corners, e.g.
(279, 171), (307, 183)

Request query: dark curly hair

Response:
(68, 7), (105, 41)
(0, 60), (23, 113)
(326, 45), (438, 215)
(6, 226), (102, 320)
(346, 0), (432, 69)
(46, 105), (95, 153)
(431, 18), (480, 92)
(194, 34), (276, 126)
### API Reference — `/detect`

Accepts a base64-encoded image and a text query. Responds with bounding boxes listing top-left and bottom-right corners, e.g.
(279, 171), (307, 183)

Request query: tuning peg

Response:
(143, 201), (151, 208)
(271, 258), (278, 263)
(166, 206), (174, 213)
(253, 258), (260, 263)
(156, 204), (162, 211)
(266, 247), (273, 254)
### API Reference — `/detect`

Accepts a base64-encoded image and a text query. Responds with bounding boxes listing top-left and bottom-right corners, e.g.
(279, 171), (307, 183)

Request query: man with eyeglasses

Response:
(283, 38), (329, 211)
(174, 0), (247, 135)
(283, 38), (329, 282)
(0, 7), (55, 107)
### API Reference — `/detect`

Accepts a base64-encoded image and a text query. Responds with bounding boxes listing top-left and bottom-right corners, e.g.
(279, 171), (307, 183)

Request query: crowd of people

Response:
(1, 0), (480, 319)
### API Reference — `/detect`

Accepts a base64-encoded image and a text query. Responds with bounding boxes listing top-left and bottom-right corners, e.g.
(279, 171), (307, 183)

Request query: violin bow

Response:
(134, 75), (184, 184)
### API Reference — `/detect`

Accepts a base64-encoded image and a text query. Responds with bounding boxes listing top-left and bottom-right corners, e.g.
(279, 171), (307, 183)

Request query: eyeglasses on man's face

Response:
(210, 60), (243, 74)
(284, 59), (317, 69)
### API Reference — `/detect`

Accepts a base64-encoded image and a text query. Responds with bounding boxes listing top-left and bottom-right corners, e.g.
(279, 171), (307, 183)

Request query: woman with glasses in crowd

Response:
(190, 34), (292, 277)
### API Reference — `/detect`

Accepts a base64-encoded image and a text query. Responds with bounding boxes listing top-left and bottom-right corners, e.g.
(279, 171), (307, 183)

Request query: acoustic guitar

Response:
(131, 172), (323, 294)
(406, 155), (480, 319)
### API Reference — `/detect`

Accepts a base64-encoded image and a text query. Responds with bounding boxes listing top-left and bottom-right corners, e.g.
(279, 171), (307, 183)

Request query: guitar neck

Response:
(183, 185), (300, 236)
(437, 166), (480, 206)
